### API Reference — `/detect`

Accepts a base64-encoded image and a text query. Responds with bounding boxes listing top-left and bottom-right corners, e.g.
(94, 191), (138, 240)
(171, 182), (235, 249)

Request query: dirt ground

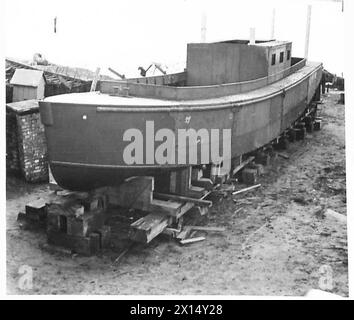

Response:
(6, 90), (347, 296)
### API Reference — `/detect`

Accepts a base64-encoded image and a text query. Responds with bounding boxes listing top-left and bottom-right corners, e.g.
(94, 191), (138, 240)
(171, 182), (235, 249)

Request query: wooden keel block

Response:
(67, 217), (85, 237)
(89, 233), (101, 253)
(187, 186), (207, 199)
(175, 202), (195, 220)
(295, 127), (306, 140)
(303, 115), (314, 133)
(264, 145), (275, 156)
(25, 198), (47, 219)
(191, 168), (203, 181)
(129, 212), (172, 243)
(46, 199), (105, 237)
(295, 122), (306, 129)
(149, 198), (184, 217)
(83, 211), (105, 236)
(47, 231), (100, 256)
(99, 225), (111, 248)
(338, 93), (344, 104)
(275, 136), (289, 150)
(314, 120), (322, 131)
(196, 205), (209, 216)
(287, 129), (296, 142)
(191, 168), (214, 190)
(254, 164), (265, 176)
(191, 177), (214, 191)
(170, 167), (206, 198)
(303, 115), (313, 124)
(106, 176), (154, 211)
(232, 156), (255, 176)
(82, 195), (106, 212)
(255, 152), (270, 166)
(305, 121), (314, 133)
(241, 168), (258, 185)
(17, 211), (46, 229)
(169, 167), (190, 196)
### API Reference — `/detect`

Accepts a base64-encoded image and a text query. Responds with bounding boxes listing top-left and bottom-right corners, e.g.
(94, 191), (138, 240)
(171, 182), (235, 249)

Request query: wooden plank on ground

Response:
(325, 209), (347, 224)
(277, 152), (289, 159)
(180, 236), (205, 245)
(232, 184), (261, 195)
(183, 226), (225, 232)
(153, 192), (212, 207)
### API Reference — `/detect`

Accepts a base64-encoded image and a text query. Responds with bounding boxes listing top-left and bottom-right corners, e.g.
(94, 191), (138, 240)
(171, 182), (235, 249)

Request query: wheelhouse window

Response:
(271, 53), (276, 65)
(287, 50), (291, 60)
(280, 52), (284, 63)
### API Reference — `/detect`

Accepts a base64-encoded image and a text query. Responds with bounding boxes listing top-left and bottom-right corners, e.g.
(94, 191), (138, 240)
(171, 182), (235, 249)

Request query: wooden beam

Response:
(129, 212), (172, 243)
(232, 156), (255, 175)
(169, 167), (206, 198)
(154, 192), (212, 207)
(175, 202), (195, 219)
(277, 152), (289, 159)
(150, 199), (183, 216)
(176, 226), (193, 240)
(183, 226), (225, 232)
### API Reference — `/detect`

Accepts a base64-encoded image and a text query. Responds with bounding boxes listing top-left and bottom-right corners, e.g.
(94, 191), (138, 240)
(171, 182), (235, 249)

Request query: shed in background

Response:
(10, 69), (46, 102)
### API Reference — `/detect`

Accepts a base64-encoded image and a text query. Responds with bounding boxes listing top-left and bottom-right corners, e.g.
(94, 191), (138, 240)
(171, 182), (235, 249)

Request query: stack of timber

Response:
(17, 167), (213, 255)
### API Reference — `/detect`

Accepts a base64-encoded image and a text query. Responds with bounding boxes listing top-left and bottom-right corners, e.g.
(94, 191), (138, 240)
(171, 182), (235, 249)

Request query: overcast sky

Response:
(4, 0), (344, 77)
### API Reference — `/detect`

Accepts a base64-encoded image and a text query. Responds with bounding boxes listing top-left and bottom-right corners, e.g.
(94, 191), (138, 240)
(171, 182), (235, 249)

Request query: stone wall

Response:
(6, 110), (20, 173)
(6, 100), (49, 182)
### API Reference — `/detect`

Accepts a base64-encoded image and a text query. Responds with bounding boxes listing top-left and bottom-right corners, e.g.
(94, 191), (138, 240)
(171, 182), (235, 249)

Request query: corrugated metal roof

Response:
(10, 69), (45, 87)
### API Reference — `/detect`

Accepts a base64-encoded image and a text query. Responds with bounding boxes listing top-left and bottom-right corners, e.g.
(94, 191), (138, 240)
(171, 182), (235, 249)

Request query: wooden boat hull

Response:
(40, 62), (322, 190)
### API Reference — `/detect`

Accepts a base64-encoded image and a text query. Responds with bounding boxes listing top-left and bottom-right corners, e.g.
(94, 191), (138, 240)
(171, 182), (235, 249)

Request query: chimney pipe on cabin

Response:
(249, 27), (256, 45)
(201, 12), (207, 42)
(304, 5), (312, 60)
(271, 8), (275, 39)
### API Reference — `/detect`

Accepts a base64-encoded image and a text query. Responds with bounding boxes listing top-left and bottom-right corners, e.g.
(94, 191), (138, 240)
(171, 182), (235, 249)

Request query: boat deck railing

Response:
(99, 58), (307, 101)
(126, 72), (187, 86)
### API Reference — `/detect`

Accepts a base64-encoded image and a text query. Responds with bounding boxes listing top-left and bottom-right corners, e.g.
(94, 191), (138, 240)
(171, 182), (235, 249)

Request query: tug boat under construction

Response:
(39, 39), (323, 191)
